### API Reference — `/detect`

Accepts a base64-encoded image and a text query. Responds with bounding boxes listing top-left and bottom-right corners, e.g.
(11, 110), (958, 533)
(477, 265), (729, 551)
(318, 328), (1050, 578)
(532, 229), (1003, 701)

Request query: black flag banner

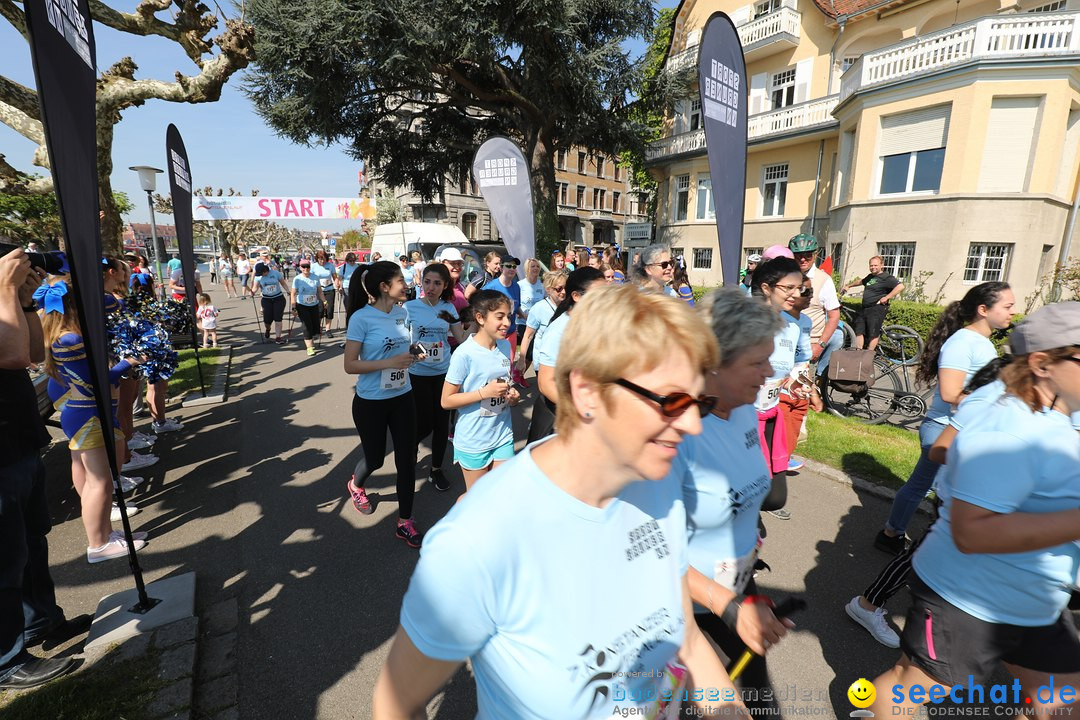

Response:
(26, 0), (155, 608)
(698, 13), (749, 287)
(472, 137), (536, 271)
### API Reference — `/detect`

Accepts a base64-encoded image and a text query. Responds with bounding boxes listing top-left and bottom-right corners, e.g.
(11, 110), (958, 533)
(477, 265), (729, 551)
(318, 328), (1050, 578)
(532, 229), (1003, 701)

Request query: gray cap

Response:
(1009, 301), (1080, 354)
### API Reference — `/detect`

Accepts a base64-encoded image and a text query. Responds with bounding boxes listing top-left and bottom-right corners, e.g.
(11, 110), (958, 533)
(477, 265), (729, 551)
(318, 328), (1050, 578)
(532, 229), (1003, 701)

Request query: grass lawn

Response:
(0, 648), (168, 719)
(169, 347), (222, 397)
(800, 411), (921, 490)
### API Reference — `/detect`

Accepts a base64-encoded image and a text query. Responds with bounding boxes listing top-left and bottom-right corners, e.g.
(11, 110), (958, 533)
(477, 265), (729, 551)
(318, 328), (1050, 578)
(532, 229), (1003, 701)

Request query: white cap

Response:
(438, 247), (464, 262)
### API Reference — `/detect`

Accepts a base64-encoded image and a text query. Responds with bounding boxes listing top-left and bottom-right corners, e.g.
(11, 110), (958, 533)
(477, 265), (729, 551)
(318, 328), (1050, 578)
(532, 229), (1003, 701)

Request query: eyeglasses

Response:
(648, 261), (674, 270)
(299, 264), (311, 269)
(502, 263), (518, 269)
(793, 252), (815, 260)
(614, 378), (717, 419)
(773, 283), (811, 297)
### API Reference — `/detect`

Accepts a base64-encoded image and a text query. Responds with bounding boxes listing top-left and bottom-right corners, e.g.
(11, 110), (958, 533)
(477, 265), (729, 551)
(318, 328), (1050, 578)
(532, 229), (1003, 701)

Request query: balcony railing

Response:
(646, 95), (840, 163)
(664, 7), (802, 72)
(840, 11), (1080, 102)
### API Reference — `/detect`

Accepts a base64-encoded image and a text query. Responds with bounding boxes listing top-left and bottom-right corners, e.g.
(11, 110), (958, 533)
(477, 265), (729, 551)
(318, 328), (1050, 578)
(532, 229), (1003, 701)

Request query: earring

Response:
(584, 412), (592, 418)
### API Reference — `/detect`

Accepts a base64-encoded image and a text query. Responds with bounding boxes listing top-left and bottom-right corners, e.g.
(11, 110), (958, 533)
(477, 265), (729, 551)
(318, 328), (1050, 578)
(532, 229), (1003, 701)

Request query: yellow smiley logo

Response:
(848, 678), (876, 708)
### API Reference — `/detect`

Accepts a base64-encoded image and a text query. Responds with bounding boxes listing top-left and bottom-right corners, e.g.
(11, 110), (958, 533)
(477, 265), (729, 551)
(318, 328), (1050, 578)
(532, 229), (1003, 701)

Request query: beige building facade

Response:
(649, 0), (1080, 303)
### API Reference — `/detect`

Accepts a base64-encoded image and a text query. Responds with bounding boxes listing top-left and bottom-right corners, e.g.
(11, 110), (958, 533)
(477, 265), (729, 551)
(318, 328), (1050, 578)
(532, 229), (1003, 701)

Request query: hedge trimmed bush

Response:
(842, 297), (1021, 353)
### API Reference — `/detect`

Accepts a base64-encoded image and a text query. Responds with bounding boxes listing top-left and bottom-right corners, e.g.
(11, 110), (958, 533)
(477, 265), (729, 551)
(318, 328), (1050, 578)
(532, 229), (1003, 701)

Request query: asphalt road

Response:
(37, 284), (935, 719)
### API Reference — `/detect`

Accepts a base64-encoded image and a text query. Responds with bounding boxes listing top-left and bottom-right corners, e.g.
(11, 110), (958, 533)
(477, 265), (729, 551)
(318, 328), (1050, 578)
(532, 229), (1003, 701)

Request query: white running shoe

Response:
(845, 596), (900, 648)
(152, 418), (184, 433)
(110, 502), (139, 522)
(87, 537), (146, 564)
(132, 431), (156, 444)
(116, 475), (144, 493)
(128, 436), (154, 450)
(122, 452), (158, 472)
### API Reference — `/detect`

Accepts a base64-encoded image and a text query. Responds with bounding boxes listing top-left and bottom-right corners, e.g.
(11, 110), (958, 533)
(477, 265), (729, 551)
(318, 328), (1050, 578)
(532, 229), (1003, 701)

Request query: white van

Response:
(370, 222), (470, 262)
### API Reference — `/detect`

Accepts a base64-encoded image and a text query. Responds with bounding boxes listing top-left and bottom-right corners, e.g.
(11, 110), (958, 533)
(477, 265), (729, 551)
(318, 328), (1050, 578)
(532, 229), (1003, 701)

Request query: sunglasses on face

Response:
(794, 252), (815, 260)
(649, 261), (673, 270)
(300, 264), (311, 269)
(502, 263), (518, 269)
(614, 378), (717, 418)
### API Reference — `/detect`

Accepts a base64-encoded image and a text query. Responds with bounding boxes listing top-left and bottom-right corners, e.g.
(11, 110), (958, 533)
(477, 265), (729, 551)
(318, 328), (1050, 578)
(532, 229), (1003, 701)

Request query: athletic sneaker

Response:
(152, 418), (184, 433)
(325, 329), (334, 338)
(348, 479), (373, 515)
(275, 336), (286, 345)
(111, 502), (139, 521)
(116, 475), (144, 493)
(307, 347), (317, 357)
(122, 452), (158, 472)
(395, 518), (423, 549)
(787, 457), (805, 472)
(132, 431), (156, 445)
(845, 596), (900, 648)
(128, 435), (154, 450)
(874, 529), (908, 555)
(87, 536), (146, 564)
(428, 468), (451, 492)
(110, 529), (148, 542)
(766, 509), (792, 520)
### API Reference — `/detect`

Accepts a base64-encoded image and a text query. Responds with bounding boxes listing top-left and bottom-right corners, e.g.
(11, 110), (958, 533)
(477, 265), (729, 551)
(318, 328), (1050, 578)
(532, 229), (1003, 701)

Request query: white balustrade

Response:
(740, 6), (801, 47)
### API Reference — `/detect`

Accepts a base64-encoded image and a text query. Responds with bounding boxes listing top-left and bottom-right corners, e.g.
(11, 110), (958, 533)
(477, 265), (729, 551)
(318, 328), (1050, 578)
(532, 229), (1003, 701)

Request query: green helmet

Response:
(788, 233), (819, 253)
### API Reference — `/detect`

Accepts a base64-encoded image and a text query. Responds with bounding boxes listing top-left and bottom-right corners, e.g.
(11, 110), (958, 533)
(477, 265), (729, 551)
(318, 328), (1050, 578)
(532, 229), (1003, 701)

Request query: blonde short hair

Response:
(542, 268), (569, 291)
(554, 284), (719, 434)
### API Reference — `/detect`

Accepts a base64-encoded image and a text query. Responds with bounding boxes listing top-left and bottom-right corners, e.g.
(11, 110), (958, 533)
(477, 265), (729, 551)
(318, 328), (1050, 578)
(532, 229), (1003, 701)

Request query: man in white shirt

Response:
(788, 234), (842, 377)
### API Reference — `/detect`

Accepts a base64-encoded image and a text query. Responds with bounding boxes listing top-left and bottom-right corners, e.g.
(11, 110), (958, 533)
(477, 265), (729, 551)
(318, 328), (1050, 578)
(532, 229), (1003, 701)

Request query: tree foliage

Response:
(0, 176), (132, 250)
(245, 0), (654, 260)
(0, 0), (254, 254)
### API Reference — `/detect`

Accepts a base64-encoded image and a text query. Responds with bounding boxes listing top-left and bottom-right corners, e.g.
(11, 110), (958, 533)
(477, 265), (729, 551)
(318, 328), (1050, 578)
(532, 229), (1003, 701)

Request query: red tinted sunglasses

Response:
(614, 378), (717, 418)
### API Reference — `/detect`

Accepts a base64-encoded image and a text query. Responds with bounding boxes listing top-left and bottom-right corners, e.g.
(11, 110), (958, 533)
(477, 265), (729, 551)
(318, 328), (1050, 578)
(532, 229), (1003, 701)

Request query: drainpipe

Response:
(810, 139), (825, 235)
(1052, 175), (1080, 302)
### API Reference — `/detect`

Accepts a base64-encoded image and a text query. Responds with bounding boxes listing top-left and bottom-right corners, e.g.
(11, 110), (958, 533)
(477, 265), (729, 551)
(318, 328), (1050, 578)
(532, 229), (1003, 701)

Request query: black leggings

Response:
(261, 295), (285, 327)
(694, 579), (780, 720)
(295, 304), (320, 340)
(321, 287), (336, 322)
(351, 393), (418, 519)
(760, 415), (787, 511)
(527, 396), (557, 443)
(410, 373), (449, 469)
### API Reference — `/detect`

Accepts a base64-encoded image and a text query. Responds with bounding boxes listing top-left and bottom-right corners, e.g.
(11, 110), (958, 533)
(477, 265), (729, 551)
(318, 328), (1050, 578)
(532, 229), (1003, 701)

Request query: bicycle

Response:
(838, 304), (924, 366)
(824, 325), (933, 425)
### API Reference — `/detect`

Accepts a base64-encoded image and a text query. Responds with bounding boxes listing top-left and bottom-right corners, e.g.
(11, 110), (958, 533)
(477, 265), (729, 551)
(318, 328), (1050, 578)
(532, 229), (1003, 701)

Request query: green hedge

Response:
(841, 298), (1021, 353)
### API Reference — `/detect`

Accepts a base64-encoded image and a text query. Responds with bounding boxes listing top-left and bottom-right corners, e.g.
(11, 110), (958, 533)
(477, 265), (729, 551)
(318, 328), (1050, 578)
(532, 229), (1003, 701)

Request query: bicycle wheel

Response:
(841, 322), (856, 350)
(877, 325), (924, 366)
(825, 358), (901, 425)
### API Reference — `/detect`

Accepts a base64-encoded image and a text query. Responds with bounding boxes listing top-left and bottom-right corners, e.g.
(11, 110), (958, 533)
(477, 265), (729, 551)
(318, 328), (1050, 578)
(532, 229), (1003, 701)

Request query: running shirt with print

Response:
(444, 337), (514, 454)
(404, 299), (456, 376)
(346, 304), (413, 400)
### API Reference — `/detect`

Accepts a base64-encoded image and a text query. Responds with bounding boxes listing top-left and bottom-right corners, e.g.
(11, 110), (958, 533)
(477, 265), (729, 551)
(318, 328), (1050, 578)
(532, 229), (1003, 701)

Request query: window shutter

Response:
(978, 97), (1041, 193)
(794, 58), (813, 104)
(733, 5), (752, 25)
(878, 105), (951, 156)
(749, 73), (768, 116)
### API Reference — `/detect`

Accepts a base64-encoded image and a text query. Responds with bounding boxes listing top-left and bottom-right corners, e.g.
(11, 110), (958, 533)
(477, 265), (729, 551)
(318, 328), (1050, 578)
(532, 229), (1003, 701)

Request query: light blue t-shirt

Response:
(518, 278), (546, 317)
(310, 261), (335, 288)
(755, 314), (802, 411)
(167, 258), (182, 273)
(445, 337), (514, 453)
(933, 380), (1006, 505)
(526, 298), (558, 372)
(677, 405), (772, 606)
(256, 270), (285, 298)
(926, 328), (998, 425)
(346, 304), (413, 400)
(482, 277), (522, 333)
(913, 395), (1080, 626)
(786, 311), (813, 364)
(404, 298), (456, 377)
(536, 312), (570, 370)
(400, 438), (691, 719)
(291, 275), (321, 306)
(340, 262), (359, 291)
(402, 264), (417, 288)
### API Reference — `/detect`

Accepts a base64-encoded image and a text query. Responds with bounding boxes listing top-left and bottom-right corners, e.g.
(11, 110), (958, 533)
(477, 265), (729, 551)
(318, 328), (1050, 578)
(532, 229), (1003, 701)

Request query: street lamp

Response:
(129, 165), (165, 298)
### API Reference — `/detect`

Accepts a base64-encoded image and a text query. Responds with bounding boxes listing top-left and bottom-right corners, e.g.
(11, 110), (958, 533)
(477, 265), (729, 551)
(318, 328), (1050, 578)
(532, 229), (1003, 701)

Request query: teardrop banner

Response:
(166, 124), (205, 395)
(472, 137), (535, 273)
(698, 12), (749, 287)
(24, 0), (156, 609)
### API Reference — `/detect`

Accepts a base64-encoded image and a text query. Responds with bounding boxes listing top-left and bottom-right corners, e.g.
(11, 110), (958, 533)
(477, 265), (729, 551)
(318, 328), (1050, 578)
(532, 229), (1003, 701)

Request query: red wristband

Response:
(743, 595), (774, 608)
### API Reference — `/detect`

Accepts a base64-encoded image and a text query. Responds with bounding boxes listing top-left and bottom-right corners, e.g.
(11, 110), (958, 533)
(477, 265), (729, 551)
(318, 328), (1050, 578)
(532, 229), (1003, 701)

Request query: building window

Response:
(576, 185), (585, 208)
(592, 188), (606, 210)
(754, 0), (782, 19)
(877, 242), (916, 279)
(879, 149), (945, 194)
(692, 248), (713, 269)
(696, 175), (715, 221)
(557, 149), (567, 170)
(614, 164), (621, 182)
(964, 243), (1011, 283)
(745, 246), (764, 260)
(613, 191), (621, 213)
(690, 99), (702, 131)
(671, 247), (685, 264)
(841, 56), (860, 72)
(559, 182), (569, 206)
(830, 243), (843, 273)
(761, 163), (788, 217)
(578, 151), (587, 173)
(1028, 0), (1065, 10)
(770, 68), (796, 110)
(461, 213), (477, 240)
(596, 156), (605, 179)
(674, 174), (690, 221)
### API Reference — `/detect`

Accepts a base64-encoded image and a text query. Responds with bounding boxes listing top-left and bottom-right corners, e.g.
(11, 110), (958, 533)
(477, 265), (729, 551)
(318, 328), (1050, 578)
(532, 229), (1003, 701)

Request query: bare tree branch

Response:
(0, 0), (26, 41)
(0, 74), (40, 120)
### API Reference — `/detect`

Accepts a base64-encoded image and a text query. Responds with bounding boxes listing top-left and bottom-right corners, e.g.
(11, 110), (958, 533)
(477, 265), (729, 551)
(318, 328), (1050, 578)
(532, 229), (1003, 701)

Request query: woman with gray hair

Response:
(673, 286), (792, 720)
(633, 243), (677, 297)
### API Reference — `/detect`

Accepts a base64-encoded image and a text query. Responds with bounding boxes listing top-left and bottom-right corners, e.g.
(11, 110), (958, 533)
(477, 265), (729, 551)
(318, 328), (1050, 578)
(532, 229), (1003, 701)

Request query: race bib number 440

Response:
(381, 368), (407, 390)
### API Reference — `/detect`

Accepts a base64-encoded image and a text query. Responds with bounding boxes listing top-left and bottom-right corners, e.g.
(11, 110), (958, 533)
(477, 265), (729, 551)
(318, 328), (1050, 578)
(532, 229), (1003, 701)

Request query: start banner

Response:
(193, 196), (377, 221)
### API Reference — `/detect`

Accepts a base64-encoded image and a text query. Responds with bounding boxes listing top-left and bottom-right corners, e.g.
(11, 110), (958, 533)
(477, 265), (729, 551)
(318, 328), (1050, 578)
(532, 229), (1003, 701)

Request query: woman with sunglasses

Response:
(311, 249), (340, 337)
(291, 260), (326, 356)
(530, 266), (605, 442)
(750, 257), (812, 521)
(481, 255), (524, 356)
(676, 287), (795, 720)
(374, 284), (744, 719)
(516, 268), (568, 379)
(634, 243), (677, 297)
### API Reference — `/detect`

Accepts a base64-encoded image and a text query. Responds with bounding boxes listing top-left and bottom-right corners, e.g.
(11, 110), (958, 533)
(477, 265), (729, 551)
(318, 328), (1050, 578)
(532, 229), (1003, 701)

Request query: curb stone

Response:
(193, 597), (240, 719)
(182, 345), (234, 407)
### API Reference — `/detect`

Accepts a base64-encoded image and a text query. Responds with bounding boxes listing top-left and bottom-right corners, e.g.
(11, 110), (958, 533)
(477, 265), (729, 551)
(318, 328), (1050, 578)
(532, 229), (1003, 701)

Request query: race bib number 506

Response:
(381, 368), (407, 390)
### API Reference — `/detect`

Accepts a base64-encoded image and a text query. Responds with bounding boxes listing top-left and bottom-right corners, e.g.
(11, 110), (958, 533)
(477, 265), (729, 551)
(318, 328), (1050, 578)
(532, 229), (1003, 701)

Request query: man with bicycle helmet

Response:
(788, 234), (842, 377)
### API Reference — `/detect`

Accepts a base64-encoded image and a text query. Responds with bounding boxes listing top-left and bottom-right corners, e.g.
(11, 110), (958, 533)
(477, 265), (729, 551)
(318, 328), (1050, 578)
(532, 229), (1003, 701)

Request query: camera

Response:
(0, 242), (68, 275)
(409, 342), (427, 357)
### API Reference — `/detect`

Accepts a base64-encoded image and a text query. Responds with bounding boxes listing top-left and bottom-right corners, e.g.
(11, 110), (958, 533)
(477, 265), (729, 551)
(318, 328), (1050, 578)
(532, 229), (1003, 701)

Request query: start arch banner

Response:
(193, 196), (377, 221)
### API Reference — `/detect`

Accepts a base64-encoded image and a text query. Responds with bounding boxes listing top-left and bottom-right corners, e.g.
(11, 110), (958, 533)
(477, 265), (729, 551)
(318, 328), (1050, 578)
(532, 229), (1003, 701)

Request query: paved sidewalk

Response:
(26, 286), (939, 719)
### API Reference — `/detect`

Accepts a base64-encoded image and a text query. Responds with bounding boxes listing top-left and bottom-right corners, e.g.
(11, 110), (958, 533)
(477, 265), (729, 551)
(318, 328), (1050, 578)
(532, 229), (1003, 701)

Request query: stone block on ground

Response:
(147, 676), (193, 719)
(196, 631), (236, 683)
(201, 597), (238, 637)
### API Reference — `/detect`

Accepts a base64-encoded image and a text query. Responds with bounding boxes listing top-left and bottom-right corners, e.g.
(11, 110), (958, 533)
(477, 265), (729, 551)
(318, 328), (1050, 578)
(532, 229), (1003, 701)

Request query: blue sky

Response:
(1, 1), (676, 229)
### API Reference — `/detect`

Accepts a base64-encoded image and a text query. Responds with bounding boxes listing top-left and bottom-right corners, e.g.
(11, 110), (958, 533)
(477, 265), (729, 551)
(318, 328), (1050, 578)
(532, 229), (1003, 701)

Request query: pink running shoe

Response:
(395, 518), (423, 549)
(348, 478), (373, 515)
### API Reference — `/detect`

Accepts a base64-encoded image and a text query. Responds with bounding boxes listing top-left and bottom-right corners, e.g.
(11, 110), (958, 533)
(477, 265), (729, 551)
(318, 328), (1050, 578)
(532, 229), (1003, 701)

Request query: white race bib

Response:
(300, 293), (316, 305)
(422, 341), (444, 363)
(262, 282), (280, 295)
(478, 393), (509, 417)
(381, 367), (407, 391)
(713, 547), (759, 595)
(756, 378), (784, 410)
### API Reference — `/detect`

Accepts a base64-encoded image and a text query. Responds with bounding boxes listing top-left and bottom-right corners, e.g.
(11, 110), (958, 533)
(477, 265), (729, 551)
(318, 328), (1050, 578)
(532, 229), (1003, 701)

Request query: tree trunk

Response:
(96, 119), (122, 255)
(529, 131), (559, 264)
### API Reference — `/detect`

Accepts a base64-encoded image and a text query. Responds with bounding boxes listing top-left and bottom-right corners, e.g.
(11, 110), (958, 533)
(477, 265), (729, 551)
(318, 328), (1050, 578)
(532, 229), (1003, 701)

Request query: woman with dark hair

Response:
(311, 249), (340, 337)
(529, 266), (605, 442)
(404, 263), (465, 493)
(290, 260), (325, 356)
(672, 257), (694, 305)
(869, 303), (1080, 716)
(253, 262), (287, 344)
(344, 261), (424, 548)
